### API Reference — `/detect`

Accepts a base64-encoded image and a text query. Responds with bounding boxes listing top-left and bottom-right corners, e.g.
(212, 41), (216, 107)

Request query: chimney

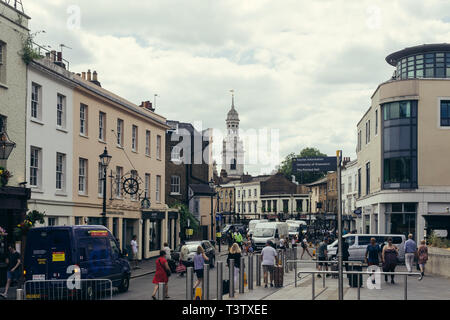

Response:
(51, 50), (57, 62)
(90, 71), (102, 87)
(140, 101), (155, 111)
(57, 52), (62, 62)
(82, 72), (86, 80)
(87, 69), (92, 81)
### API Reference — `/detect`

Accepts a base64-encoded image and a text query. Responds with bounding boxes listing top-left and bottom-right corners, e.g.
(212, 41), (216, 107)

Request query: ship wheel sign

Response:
(123, 177), (139, 195)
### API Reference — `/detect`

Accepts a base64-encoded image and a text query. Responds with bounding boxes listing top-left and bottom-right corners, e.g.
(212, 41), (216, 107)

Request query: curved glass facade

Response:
(394, 52), (450, 79)
(382, 100), (418, 189)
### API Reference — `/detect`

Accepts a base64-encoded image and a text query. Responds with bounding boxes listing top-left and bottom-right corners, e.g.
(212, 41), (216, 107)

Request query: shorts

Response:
(7, 270), (20, 281)
(318, 257), (327, 266)
(262, 265), (275, 273)
(195, 269), (204, 279)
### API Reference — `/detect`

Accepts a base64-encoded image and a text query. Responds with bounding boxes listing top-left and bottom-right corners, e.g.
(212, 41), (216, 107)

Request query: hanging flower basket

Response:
(0, 166), (11, 187)
(14, 210), (46, 238)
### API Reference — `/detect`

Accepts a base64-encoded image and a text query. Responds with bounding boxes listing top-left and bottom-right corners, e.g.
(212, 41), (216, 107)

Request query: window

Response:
(170, 175), (180, 194)
(366, 162), (370, 195)
(171, 146), (181, 163)
(30, 146), (41, 187)
(440, 100), (450, 126)
(365, 120), (370, 144)
(0, 115), (6, 132)
(74, 217), (82, 225)
(156, 175), (161, 202)
(131, 170), (138, 200)
(56, 94), (66, 128)
(80, 104), (88, 135)
(156, 135), (161, 159)
(98, 162), (104, 196)
(145, 130), (151, 156)
(115, 166), (123, 198)
(117, 119), (124, 146)
(48, 217), (57, 226)
(78, 158), (88, 194)
(375, 109), (378, 135)
(0, 42), (5, 84)
(254, 189), (257, 197)
(132, 125), (138, 151)
(237, 190), (240, 198)
(248, 189), (252, 197)
(384, 157), (412, 184)
(383, 101), (411, 120)
(99, 112), (106, 141)
(357, 168), (361, 198)
(145, 173), (150, 197)
(56, 153), (65, 191)
(31, 83), (41, 120)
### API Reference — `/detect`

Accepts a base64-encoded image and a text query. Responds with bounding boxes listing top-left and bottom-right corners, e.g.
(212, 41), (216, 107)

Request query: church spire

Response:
(230, 89), (235, 109)
(226, 89), (239, 122)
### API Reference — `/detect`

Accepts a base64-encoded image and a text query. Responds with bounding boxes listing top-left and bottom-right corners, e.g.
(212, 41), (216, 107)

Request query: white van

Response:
(327, 234), (406, 263)
(252, 222), (289, 250)
(286, 220), (307, 238)
(248, 219), (268, 236)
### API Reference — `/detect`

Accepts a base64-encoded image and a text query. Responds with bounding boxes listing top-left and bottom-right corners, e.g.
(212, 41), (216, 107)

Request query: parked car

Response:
(171, 240), (216, 267)
(24, 226), (131, 298)
(327, 234), (406, 263)
(252, 222), (289, 251)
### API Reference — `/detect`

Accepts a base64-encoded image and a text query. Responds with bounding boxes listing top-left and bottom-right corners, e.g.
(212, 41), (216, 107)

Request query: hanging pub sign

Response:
(293, 157), (337, 172)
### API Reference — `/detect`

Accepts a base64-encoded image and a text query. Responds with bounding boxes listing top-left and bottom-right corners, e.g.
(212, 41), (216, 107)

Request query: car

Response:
(23, 225), (131, 298)
(171, 240), (216, 267)
(326, 234), (407, 263)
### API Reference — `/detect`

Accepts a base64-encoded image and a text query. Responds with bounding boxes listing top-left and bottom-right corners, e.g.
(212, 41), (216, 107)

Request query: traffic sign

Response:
(293, 156), (337, 172)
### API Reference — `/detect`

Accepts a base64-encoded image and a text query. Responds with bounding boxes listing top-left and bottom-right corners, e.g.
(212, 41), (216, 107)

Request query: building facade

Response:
(356, 44), (450, 241)
(341, 159), (358, 231)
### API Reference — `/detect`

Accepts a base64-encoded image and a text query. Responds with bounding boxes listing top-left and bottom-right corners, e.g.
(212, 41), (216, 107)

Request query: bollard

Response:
(186, 267), (194, 300)
(294, 247), (298, 287)
(357, 270), (360, 300)
(289, 248), (293, 272)
(312, 272), (315, 300)
(239, 257), (245, 294)
(16, 288), (24, 300)
(256, 254), (261, 287)
(202, 264), (210, 300)
(248, 255), (254, 290)
(217, 261), (223, 300)
(285, 249), (289, 273)
(158, 283), (165, 300)
(404, 274), (407, 300)
(229, 259), (235, 298)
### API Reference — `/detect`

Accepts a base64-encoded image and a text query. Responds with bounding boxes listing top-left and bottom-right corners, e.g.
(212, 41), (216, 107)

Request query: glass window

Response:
(384, 157), (412, 184)
(416, 69), (424, 78)
(31, 83), (41, 119)
(399, 101), (410, 118)
(98, 162), (104, 196)
(425, 68), (434, 77)
(80, 104), (87, 135)
(56, 153), (65, 191)
(132, 125), (138, 151)
(156, 135), (161, 159)
(170, 175), (180, 194)
(440, 100), (450, 126)
(156, 175), (161, 202)
(436, 68), (445, 77)
(99, 112), (106, 141)
(78, 158), (87, 194)
(145, 130), (151, 156)
(30, 146), (41, 187)
(56, 94), (66, 128)
(117, 119), (124, 146)
(115, 166), (123, 198)
(389, 102), (400, 119)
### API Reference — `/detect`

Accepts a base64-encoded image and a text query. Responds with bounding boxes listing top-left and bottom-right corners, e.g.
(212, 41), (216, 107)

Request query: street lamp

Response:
(0, 131), (16, 160)
(208, 179), (215, 241)
(99, 147), (112, 227)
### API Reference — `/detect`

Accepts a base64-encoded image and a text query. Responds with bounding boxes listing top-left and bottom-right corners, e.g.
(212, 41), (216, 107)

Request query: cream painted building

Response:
(71, 69), (175, 259)
(356, 44), (450, 241)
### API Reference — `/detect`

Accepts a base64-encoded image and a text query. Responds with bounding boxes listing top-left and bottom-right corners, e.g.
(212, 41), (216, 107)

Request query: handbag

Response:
(160, 259), (171, 277)
(176, 260), (187, 273)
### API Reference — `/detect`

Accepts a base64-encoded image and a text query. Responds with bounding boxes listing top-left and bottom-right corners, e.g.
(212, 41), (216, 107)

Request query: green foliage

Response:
(428, 231), (450, 248)
(14, 209), (46, 238)
(21, 33), (43, 65)
(279, 147), (327, 184)
(172, 203), (199, 233)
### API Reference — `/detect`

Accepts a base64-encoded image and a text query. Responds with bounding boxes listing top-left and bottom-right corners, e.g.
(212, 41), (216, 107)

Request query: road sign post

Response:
(336, 150), (343, 300)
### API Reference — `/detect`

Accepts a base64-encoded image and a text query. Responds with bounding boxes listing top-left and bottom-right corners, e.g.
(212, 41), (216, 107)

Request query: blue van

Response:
(24, 225), (131, 296)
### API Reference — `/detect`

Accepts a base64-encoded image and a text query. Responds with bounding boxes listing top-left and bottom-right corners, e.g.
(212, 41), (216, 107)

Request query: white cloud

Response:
(24, 0), (450, 175)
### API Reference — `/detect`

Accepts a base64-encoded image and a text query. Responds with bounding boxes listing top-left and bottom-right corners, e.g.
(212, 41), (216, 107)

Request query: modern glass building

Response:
(355, 44), (450, 242)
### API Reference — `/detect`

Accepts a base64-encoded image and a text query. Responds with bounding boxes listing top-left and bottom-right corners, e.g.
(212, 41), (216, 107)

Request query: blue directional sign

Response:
(293, 156), (337, 172)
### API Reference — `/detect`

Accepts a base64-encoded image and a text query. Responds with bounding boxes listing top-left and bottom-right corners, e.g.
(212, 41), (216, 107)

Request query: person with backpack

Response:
(193, 246), (209, 292)
(151, 250), (171, 300)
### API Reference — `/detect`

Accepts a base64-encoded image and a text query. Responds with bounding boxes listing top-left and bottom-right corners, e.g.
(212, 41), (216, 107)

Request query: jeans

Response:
(405, 253), (415, 272)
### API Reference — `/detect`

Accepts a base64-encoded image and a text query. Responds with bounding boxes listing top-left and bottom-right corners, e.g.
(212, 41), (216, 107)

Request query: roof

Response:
(226, 97), (239, 121)
(385, 43), (450, 66)
(189, 184), (215, 195)
(307, 176), (328, 187)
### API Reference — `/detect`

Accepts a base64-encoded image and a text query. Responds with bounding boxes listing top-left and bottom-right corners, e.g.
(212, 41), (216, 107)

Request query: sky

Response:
(22, 0), (450, 175)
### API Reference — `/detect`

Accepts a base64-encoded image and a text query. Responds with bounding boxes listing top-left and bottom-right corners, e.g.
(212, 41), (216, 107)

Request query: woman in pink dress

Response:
(152, 250), (170, 299)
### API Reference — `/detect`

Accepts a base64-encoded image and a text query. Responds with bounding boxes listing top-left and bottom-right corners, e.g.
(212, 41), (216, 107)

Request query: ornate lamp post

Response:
(99, 147), (112, 227)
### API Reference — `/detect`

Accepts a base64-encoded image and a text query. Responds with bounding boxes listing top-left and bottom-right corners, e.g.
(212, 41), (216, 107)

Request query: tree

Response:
(172, 203), (200, 240)
(279, 147), (327, 184)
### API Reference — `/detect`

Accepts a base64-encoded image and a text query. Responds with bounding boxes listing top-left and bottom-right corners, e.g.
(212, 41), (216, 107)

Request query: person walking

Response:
(227, 243), (242, 289)
(151, 250), (170, 300)
(417, 240), (428, 281)
(316, 238), (329, 278)
(382, 237), (399, 284)
(279, 237), (286, 251)
(404, 234), (417, 274)
(300, 236), (312, 259)
(0, 245), (21, 299)
(261, 240), (278, 288)
(193, 246), (209, 292)
(130, 235), (139, 269)
(365, 238), (381, 284)
(236, 232), (243, 248)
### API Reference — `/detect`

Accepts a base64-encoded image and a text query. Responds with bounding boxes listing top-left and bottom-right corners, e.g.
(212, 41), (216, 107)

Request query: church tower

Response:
(222, 90), (244, 177)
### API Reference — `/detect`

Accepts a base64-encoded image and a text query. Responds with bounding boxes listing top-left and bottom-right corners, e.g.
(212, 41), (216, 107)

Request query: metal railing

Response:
(293, 269), (421, 300)
(23, 279), (113, 300)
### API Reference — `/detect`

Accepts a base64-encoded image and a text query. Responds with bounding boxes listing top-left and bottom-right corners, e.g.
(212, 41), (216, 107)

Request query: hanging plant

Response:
(0, 166), (11, 187)
(14, 209), (46, 238)
(21, 33), (43, 65)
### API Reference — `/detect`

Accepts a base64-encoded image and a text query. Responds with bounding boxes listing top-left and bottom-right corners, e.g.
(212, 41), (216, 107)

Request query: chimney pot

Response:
(93, 71), (98, 81)
(87, 70), (92, 81)
(82, 72), (86, 80)
(51, 50), (57, 62)
(57, 52), (62, 62)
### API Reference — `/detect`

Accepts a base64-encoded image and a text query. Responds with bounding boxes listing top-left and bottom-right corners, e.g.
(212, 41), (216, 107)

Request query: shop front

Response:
(142, 210), (166, 259)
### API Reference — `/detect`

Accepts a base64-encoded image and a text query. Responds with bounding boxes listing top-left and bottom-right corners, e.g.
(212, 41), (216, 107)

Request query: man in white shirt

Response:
(131, 235), (138, 269)
(261, 240), (278, 288)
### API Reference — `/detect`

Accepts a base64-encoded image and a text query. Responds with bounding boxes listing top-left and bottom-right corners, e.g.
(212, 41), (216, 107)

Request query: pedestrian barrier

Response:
(23, 279), (113, 300)
(216, 261), (223, 300)
(229, 259), (235, 298)
(293, 269), (421, 300)
(186, 267), (194, 300)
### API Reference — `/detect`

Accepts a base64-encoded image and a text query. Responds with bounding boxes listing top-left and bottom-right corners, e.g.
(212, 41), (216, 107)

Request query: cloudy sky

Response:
(23, 0), (450, 175)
